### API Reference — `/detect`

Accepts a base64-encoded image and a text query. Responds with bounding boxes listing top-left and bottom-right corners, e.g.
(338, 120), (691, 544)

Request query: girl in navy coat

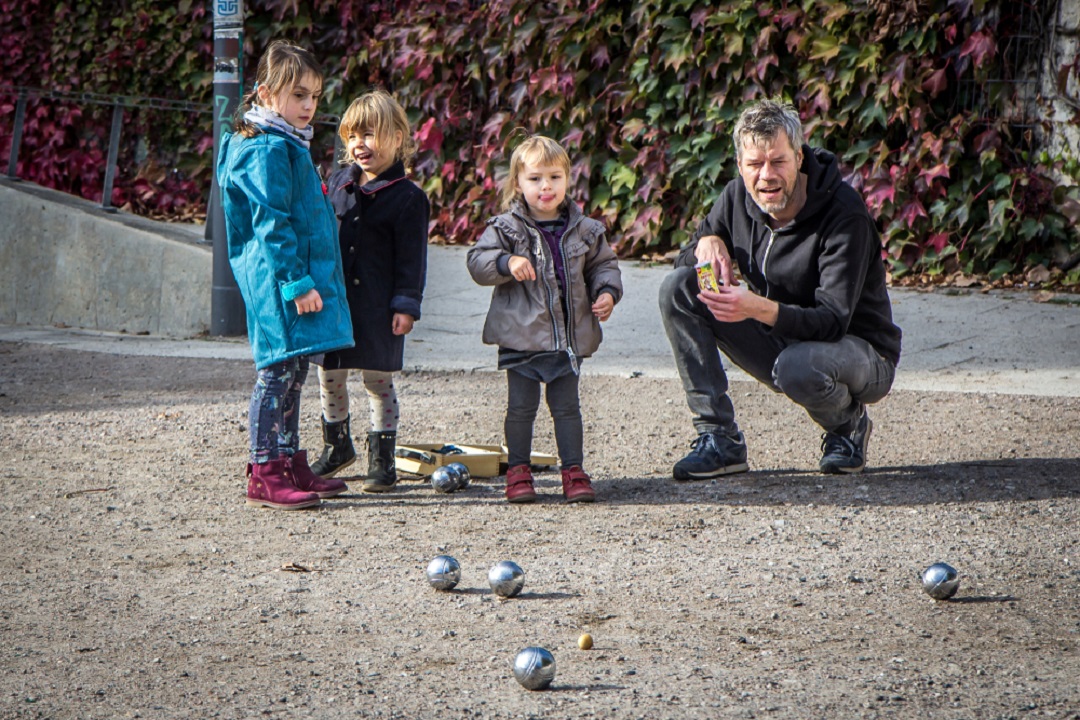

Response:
(312, 90), (430, 492)
(217, 41), (354, 510)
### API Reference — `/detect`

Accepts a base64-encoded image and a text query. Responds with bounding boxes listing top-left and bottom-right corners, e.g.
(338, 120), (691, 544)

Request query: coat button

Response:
(349, 246), (355, 253)
(353, 278), (360, 285)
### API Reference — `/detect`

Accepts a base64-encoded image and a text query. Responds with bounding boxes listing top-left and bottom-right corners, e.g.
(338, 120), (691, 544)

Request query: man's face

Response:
(737, 132), (804, 221)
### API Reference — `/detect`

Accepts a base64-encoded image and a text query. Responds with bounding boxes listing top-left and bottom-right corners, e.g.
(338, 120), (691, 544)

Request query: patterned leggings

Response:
(317, 367), (400, 432)
(249, 356), (308, 464)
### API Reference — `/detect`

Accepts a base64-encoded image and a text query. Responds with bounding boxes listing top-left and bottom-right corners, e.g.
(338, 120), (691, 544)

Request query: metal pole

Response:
(210, 0), (247, 336)
(100, 103), (123, 212)
(6, 90), (27, 180)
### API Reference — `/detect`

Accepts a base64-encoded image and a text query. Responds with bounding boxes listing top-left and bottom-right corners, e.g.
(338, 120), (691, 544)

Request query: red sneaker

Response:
(289, 450), (348, 499)
(560, 466), (596, 503)
(504, 464), (537, 504)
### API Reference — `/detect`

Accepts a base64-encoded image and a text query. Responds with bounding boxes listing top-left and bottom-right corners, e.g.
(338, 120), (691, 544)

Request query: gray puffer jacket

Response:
(467, 200), (623, 360)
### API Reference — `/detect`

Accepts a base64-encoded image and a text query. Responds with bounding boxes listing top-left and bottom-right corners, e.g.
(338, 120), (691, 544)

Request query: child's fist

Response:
(592, 293), (614, 322)
(508, 255), (536, 282)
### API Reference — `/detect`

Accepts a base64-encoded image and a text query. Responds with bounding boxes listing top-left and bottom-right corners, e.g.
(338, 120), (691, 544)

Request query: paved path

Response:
(3, 245), (1079, 397)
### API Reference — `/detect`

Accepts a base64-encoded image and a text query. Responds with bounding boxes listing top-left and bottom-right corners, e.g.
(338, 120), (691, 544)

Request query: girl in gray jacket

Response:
(467, 135), (623, 504)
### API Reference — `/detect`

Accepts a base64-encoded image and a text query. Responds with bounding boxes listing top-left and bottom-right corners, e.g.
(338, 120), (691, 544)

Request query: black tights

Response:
(504, 369), (583, 469)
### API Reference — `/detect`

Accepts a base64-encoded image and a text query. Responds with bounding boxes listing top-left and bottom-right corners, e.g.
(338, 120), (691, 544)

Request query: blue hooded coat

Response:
(217, 128), (353, 369)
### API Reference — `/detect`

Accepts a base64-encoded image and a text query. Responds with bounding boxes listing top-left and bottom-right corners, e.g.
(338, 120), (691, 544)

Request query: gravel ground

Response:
(1, 341), (1079, 720)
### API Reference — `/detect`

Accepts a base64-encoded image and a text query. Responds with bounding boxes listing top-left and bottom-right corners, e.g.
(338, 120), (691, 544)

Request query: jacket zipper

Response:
(530, 227), (563, 355)
(558, 219), (580, 375)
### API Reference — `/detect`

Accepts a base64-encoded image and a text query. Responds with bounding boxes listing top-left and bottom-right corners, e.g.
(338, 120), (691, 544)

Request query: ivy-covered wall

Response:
(2, 0), (1079, 288)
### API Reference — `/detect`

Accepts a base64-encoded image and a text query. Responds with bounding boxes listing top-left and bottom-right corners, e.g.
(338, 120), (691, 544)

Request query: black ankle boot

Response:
(310, 417), (357, 478)
(362, 430), (398, 493)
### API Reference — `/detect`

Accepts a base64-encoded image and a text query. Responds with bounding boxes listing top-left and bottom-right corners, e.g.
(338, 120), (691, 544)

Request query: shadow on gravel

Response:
(306, 457), (1079, 510)
(597, 457), (1080, 507)
(947, 595), (1020, 604)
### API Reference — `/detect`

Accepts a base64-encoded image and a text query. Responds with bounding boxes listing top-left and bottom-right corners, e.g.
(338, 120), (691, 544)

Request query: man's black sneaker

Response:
(819, 410), (873, 474)
(672, 431), (749, 480)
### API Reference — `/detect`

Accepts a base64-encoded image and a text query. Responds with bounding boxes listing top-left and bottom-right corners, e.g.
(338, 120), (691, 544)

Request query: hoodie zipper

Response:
(760, 228), (777, 299)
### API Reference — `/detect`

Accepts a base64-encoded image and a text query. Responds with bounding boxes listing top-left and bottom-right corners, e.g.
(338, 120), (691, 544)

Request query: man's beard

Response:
(751, 182), (795, 215)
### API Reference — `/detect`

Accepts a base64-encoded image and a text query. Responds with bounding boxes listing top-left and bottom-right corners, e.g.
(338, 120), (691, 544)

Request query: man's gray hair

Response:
(732, 99), (805, 160)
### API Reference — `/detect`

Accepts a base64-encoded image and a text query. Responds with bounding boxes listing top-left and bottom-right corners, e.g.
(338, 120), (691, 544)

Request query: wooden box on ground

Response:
(469, 445), (558, 470)
(394, 444), (558, 478)
(394, 443), (502, 478)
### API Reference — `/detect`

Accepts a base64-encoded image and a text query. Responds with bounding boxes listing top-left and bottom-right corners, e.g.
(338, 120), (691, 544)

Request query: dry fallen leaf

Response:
(279, 562), (310, 573)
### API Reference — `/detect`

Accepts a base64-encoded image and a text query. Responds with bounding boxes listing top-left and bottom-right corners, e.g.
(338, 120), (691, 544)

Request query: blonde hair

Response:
(500, 134), (572, 211)
(234, 40), (323, 138)
(338, 90), (417, 170)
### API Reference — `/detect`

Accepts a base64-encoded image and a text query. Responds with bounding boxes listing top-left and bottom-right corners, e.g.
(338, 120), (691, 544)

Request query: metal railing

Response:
(2, 85), (214, 212)
(1, 85), (341, 213)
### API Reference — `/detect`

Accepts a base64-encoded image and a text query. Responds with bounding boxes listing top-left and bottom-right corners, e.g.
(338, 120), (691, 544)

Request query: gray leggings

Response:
(505, 369), (583, 469)
(659, 266), (895, 436)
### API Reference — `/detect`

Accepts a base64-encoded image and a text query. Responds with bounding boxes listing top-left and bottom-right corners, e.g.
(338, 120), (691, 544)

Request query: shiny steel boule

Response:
(513, 646), (556, 690)
(488, 560), (525, 598)
(446, 462), (471, 490)
(430, 466), (458, 494)
(426, 555), (461, 591)
(921, 562), (960, 600)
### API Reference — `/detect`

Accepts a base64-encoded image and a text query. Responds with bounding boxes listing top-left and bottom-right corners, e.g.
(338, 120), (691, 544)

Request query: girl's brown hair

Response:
(337, 90), (417, 171)
(234, 40), (324, 137)
(500, 134), (571, 211)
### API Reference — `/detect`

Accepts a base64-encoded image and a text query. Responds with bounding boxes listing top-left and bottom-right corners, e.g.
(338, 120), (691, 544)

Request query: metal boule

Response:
(921, 562), (960, 600)
(488, 560), (525, 598)
(512, 646), (555, 690)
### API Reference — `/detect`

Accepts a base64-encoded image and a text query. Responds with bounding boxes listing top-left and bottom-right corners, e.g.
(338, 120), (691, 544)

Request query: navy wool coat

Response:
(320, 161), (429, 372)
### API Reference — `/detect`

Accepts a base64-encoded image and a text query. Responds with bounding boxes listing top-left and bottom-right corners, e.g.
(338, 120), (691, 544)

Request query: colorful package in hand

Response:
(695, 261), (721, 292)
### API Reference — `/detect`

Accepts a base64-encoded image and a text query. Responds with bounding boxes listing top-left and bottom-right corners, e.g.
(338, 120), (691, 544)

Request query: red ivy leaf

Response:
(973, 129), (1001, 154)
(899, 200), (929, 226)
(530, 67), (559, 95)
(959, 30), (996, 68)
(415, 116), (444, 154)
(922, 67), (949, 98)
(926, 232), (950, 252)
(919, 163), (950, 183)
(864, 181), (896, 211)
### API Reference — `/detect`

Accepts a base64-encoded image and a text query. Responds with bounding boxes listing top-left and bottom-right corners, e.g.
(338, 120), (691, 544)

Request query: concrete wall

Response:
(1043, 0), (1080, 171)
(0, 180), (211, 337)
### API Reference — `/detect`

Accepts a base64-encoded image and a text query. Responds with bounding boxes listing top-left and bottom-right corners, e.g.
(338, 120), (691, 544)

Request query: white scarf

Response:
(243, 104), (314, 148)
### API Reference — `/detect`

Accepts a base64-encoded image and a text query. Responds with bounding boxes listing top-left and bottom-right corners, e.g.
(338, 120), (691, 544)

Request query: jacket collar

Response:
(348, 160), (408, 194)
(505, 198), (586, 234)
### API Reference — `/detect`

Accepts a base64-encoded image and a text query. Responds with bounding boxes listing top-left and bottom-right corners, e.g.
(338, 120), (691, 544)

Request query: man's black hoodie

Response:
(676, 146), (902, 366)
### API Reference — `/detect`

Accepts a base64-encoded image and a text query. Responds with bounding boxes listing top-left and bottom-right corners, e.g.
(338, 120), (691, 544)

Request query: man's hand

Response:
(694, 235), (738, 287)
(508, 255), (536, 282)
(392, 312), (415, 336)
(592, 293), (615, 322)
(698, 284), (778, 326)
(294, 288), (323, 315)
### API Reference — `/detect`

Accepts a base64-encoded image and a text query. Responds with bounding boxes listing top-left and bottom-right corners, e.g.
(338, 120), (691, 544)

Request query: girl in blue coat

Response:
(217, 40), (354, 510)
(310, 90), (430, 493)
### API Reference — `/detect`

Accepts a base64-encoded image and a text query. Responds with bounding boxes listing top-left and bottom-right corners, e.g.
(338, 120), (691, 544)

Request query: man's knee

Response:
(773, 346), (829, 402)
